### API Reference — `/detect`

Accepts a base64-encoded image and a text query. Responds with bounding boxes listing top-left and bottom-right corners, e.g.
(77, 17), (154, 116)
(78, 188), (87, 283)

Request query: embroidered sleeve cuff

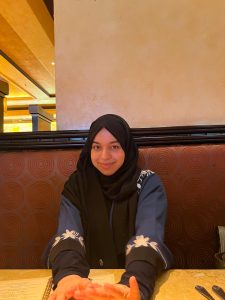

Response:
(126, 235), (167, 271)
(49, 239), (90, 287)
(52, 229), (85, 249)
(126, 244), (164, 274)
(119, 260), (157, 300)
(49, 237), (85, 264)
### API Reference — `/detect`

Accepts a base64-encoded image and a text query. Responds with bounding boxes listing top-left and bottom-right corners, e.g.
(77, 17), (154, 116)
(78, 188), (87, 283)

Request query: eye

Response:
(111, 144), (121, 150)
(92, 144), (101, 151)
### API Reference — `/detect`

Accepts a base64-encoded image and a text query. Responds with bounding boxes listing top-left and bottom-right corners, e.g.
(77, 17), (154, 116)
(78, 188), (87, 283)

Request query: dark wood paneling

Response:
(1, 125), (225, 151)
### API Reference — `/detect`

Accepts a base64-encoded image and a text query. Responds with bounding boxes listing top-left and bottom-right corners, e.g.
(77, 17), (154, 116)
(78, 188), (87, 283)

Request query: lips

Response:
(99, 162), (114, 169)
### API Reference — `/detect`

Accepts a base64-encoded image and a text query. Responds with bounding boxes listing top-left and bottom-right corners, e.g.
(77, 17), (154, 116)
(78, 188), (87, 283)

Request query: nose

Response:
(101, 148), (111, 160)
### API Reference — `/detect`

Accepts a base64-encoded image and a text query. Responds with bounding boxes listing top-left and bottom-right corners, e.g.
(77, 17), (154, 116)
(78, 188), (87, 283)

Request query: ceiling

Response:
(0, 0), (55, 124)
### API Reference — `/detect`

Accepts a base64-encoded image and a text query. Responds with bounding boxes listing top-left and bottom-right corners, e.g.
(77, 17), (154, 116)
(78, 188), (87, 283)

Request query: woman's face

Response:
(91, 128), (125, 176)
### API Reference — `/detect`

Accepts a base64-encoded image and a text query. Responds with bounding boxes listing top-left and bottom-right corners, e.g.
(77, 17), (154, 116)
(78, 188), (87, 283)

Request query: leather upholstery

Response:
(0, 145), (224, 268)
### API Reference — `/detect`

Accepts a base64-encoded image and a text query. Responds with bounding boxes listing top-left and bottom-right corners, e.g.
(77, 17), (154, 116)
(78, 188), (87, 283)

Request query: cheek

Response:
(117, 152), (125, 166)
(90, 151), (97, 164)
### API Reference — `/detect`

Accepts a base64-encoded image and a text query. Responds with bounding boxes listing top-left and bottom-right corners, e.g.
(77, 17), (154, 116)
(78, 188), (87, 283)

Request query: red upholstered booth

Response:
(0, 127), (225, 269)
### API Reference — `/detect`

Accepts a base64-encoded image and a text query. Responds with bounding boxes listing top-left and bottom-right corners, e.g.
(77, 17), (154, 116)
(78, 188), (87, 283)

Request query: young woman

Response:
(47, 114), (173, 300)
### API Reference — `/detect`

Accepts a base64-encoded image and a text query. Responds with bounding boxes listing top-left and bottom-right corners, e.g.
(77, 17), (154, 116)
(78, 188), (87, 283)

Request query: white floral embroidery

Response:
(137, 170), (154, 193)
(134, 235), (150, 247)
(126, 244), (132, 255)
(79, 236), (84, 247)
(126, 235), (167, 268)
(52, 229), (85, 249)
(52, 236), (61, 247)
(141, 170), (154, 176)
(62, 229), (77, 239)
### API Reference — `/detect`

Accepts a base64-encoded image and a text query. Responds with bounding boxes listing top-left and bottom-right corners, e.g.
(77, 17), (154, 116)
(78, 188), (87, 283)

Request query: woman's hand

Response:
(48, 274), (90, 300)
(74, 276), (141, 300)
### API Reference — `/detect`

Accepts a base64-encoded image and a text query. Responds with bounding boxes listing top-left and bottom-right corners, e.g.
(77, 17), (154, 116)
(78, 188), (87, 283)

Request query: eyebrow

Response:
(92, 140), (119, 144)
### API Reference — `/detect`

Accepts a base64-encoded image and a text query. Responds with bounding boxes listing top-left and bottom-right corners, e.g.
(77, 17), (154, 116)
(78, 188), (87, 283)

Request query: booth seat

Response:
(0, 144), (225, 269)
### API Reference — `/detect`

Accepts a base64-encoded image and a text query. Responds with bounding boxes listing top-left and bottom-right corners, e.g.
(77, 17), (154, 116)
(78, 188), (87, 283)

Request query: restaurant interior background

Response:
(0, 1), (225, 276)
(0, 0), (224, 132)
(0, 0), (55, 133)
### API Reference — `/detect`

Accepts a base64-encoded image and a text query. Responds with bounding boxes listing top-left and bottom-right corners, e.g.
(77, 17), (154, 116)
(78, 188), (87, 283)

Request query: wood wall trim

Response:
(1, 125), (225, 150)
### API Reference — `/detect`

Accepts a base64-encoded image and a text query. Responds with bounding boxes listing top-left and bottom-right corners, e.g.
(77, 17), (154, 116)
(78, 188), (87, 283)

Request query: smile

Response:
(99, 163), (114, 169)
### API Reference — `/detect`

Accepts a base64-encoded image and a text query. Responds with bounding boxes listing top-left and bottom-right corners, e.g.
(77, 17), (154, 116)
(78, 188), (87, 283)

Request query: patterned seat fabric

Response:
(0, 144), (225, 268)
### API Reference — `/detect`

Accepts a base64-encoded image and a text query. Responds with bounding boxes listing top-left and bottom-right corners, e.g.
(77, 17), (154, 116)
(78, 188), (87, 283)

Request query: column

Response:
(0, 79), (9, 133)
(28, 104), (53, 131)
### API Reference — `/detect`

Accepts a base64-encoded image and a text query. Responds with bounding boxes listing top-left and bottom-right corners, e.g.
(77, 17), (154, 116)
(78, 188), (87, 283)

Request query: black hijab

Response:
(63, 114), (140, 268)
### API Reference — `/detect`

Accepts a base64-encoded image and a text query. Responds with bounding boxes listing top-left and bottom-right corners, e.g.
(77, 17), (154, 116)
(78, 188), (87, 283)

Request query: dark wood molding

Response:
(1, 124), (225, 150)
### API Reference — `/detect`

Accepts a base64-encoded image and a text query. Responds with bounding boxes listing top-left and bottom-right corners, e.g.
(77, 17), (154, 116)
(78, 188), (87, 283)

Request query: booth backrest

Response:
(0, 144), (225, 268)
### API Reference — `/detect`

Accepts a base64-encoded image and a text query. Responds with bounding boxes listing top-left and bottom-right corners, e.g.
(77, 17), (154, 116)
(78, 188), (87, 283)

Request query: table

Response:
(152, 269), (225, 299)
(0, 269), (224, 299)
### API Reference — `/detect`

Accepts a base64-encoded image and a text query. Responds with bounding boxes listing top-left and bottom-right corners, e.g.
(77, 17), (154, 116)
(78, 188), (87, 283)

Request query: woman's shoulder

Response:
(137, 169), (155, 186)
(137, 170), (162, 193)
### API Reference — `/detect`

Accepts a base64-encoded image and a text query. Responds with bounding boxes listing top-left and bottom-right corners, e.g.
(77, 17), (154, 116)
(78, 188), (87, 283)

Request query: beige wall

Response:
(54, 0), (225, 130)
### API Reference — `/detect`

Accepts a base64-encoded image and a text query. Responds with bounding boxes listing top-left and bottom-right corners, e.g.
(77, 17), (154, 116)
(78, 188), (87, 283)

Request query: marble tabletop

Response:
(0, 269), (224, 299)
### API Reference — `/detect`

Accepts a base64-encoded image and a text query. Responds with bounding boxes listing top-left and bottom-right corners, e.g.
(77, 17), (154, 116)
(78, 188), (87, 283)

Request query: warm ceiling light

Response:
(51, 62), (55, 65)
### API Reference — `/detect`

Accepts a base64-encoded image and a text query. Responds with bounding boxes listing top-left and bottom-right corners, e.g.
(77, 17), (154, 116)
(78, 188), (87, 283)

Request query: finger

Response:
(48, 293), (56, 300)
(48, 292), (55, 300)
(103, 284), (128, 299)
(50, 294), (66, 300)
(74, 295), (87, 300)
(50, 289), (74, 300)
(56, 293), (68, 300)
(78, 279), (93, 290)
(129, 276), (141, 299)
(89, 282), (103, 288)
(74, 288), (97, 300)
(75, 287), (112, 300)
(48, 292), (65, 300)
(77, 286), (95, 297)
(77, 279), (102, 295)
(74, 292), (88, 300)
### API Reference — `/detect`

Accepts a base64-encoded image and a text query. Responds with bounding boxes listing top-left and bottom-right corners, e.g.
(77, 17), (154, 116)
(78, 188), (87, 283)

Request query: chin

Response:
(100, 169), (115, 176)
(97, 166), (118, 176)
(94, 163), (117, 176)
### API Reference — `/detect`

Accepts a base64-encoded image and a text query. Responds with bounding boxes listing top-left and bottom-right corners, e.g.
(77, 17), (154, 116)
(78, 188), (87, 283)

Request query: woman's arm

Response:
(119, 172), (173, 300)
(47, 195), (90, 298)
